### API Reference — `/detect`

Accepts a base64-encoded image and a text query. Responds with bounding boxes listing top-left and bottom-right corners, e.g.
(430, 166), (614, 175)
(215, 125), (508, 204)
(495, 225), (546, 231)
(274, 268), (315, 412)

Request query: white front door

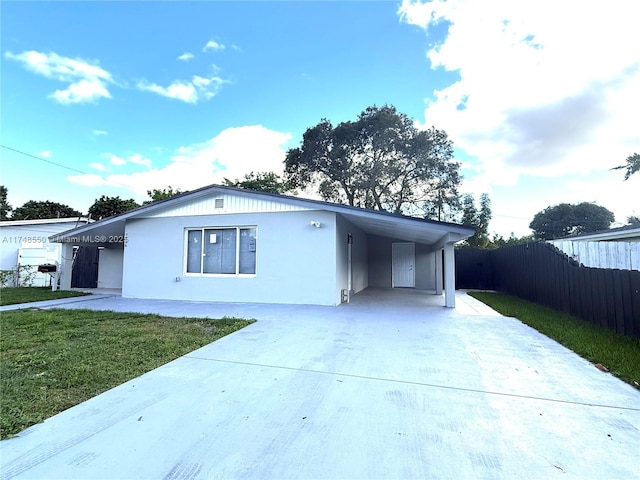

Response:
(392, 243), (415, 288)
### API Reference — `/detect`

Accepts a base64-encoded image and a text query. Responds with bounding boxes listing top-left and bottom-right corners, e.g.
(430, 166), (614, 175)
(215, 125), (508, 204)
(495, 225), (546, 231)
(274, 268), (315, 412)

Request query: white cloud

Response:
(203, 40), (225, 52)
(399, 0), (640, 235)
(68, 126), (292, 198)
(137, 74), (226, 104)
(101, 153), (151, 168)
(108, 154), (127, 166)
(128, 153), (152, 168)
(177, 52), (195, 61)
(92, 129), (108, 136)
(5, 50), (113, 104)
(398, 0), (640, 177)
(137, 80), (197, 103)
(68, 173), (110, 187)
(89, 163), (108, 172)
(40, 150), (51, 158)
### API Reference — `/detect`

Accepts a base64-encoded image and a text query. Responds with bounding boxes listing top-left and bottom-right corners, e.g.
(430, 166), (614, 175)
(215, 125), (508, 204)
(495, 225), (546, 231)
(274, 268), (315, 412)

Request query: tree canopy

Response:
(224, 171), (292, 194)
(0, 186), (12, 220)
(88, 196), (139, 219)
(490, 232), (534, 248)
(284, 105), (460, 215)
(144, 186), (184, 204)
(529, 202), (615, 240)
(460, 193), (492, 248)
(11, 200), (82, 220)
(612, 152), (639, 180)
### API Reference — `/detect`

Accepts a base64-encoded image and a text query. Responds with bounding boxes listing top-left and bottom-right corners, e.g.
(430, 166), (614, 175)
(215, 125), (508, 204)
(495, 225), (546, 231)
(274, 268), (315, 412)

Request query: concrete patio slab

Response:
(1, 289), (638, 479)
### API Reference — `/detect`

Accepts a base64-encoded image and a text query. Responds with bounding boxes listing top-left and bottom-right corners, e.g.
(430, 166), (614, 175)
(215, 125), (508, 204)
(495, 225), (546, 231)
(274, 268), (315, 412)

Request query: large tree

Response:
(88, 195), (139, 219)
(612, 152), (639, 180)
(224, 171), (292, 194)
(0, 185), (12, 220)
(285, 105), (460, 215)
(529, 202), (615, 240)
(11, 200), (81, 220)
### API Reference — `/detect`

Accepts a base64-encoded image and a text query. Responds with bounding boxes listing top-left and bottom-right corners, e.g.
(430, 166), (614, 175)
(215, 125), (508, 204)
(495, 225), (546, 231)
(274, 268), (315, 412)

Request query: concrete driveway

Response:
(1, 289), (638, 479)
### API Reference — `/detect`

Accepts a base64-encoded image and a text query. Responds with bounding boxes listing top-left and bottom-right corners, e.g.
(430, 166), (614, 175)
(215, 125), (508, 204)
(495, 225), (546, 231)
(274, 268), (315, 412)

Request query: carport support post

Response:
(59, 242), (74, 291)
(443, 242), (455, 308)
(435, 249), (443, 295)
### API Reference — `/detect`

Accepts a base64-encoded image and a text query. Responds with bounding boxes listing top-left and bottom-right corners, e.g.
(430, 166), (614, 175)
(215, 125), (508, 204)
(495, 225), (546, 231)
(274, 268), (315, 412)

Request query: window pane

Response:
(239, 228), (256, 274)
(203, 228), (236, 274)
(186, 230), (202, 273)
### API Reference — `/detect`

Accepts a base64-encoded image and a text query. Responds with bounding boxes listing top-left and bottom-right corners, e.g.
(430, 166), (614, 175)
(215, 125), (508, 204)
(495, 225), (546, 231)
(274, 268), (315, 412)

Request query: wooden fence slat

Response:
(550, 240), (639, 271)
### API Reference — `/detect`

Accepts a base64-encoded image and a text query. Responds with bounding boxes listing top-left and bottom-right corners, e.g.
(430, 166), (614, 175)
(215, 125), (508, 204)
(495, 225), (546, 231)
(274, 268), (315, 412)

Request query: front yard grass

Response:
(468, 291), (640, 390)
(0, 309), (254, 439)
(0, 287), (89, 306)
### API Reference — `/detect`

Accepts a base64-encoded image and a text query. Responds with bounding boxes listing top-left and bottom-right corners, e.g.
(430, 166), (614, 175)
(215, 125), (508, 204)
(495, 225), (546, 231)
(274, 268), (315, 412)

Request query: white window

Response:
(186, 227), (256, 275)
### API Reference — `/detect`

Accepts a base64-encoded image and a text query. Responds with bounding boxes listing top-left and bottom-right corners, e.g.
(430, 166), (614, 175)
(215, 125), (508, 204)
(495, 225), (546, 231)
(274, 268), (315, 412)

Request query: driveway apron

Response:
(1, 290), (638, 479)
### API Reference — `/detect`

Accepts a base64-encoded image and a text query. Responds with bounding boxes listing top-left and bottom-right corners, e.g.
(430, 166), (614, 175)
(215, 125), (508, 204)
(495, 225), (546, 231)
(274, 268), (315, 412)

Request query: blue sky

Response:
(2, 0), (638, 236)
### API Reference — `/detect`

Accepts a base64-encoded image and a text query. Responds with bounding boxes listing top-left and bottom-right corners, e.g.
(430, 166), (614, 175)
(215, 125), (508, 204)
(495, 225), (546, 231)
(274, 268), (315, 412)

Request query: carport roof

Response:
(50, 184), (474, 248)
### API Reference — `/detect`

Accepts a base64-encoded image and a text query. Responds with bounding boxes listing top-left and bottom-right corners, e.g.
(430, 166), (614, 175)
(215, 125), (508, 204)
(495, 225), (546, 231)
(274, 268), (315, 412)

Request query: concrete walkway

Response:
(1, 289), (638, 479)
(0, 293), (117, 312)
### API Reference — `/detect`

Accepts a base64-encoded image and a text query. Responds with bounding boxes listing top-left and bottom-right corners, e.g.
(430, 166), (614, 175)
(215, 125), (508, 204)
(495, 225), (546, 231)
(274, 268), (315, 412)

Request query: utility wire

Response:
(0, 144), (139, 191)
(2, 144), (90, 175)
(1, 144), (534, 223)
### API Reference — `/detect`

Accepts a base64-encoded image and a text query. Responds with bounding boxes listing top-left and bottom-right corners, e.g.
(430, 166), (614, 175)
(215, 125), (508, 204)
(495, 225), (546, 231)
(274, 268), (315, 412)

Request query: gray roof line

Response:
(51, 183), (475, 239)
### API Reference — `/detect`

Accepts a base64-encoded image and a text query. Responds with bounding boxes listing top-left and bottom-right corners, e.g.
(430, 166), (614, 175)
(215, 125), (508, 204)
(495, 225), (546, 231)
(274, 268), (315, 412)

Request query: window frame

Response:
(183, 226), (257, 277)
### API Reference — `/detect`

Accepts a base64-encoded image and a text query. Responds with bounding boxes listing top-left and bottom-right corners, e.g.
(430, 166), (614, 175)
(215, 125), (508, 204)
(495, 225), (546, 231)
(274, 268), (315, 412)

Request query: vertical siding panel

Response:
(630, 271), (640, 337)
(611, 270), (626, 335)
(619, 271), (634, 337)
(581, 267), (593, 324)
(604, 269), (617, 331)
(594, 268), (608, 329)
(144, 193), (310, 218)
(562, 250), (573, 316)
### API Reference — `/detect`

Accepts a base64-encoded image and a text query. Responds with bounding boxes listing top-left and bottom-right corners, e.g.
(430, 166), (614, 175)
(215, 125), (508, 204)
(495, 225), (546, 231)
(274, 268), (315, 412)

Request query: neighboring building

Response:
(51, 185), (474, 307)
(0, 218), (91, 286)
(549, 224), (640, 271)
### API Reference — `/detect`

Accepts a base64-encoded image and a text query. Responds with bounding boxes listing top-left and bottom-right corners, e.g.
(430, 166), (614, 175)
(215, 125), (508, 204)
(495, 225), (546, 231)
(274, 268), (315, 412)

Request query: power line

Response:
(2, 144), (90, 175)
(492, 212), (531, 221)
(0, 144), (138, 191)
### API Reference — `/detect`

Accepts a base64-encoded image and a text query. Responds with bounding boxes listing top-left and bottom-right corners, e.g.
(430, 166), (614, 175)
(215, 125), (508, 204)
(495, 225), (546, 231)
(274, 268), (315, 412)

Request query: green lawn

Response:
(0, 309), (254, 439)
(468, 291), (640, 390)
(0, 287), (90, 306)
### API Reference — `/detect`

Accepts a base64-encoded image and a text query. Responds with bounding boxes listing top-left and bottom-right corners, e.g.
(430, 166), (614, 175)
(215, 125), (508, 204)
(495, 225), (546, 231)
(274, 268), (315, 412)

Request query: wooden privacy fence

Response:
(549, 240), (640, 270)
(456, 243), (640, 338)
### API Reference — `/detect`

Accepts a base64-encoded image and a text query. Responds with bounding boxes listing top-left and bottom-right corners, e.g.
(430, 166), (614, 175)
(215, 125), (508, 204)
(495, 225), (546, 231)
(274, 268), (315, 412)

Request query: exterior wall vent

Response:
(214, 198), (224, 209)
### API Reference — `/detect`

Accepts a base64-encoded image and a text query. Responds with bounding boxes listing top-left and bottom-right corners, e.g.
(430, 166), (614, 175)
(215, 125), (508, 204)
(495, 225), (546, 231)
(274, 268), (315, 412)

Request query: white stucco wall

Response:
(97, 248), (124, 289)
(335, 214), (368, 302)
(121, 210), (341, 305)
